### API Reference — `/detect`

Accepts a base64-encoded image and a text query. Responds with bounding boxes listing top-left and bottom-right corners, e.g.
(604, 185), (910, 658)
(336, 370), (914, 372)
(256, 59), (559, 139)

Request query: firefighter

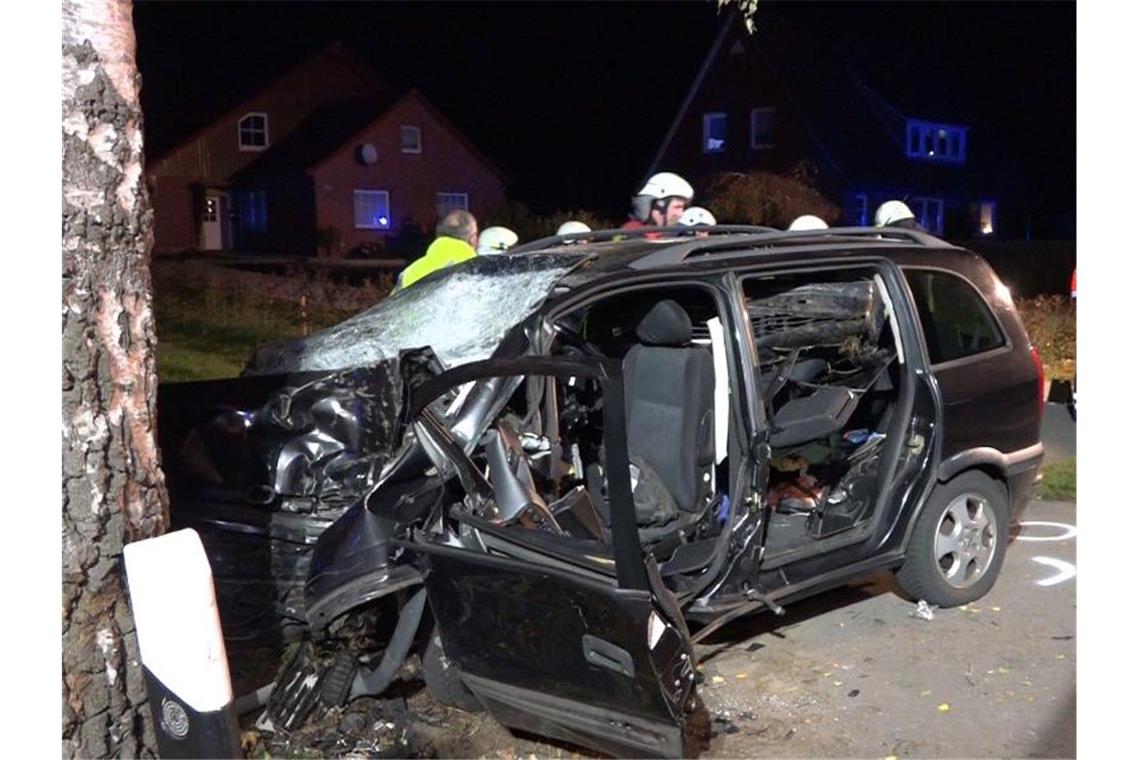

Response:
(788, 214), (829, 231)
(679, 206), (717, 227)
(873, 200), (922, 231)
(476, 226), (519, 255)
(621, 172), (694, 236)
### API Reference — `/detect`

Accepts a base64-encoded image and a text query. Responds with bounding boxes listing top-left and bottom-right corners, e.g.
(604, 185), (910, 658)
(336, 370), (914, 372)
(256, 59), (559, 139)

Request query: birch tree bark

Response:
(62, 0), (169, 755)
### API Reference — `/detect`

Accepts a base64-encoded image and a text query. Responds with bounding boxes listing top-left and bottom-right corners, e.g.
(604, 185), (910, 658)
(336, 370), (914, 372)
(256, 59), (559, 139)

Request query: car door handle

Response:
(582, 634), (635, 679)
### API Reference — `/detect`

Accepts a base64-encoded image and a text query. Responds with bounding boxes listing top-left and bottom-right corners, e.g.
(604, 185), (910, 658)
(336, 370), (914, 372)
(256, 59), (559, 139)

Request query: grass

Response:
(153, 262), (365, 382)
(1037, 458), (1076, 501)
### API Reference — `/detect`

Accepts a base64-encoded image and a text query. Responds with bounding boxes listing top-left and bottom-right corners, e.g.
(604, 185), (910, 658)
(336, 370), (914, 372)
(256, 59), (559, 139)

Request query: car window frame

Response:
(409, 355), (649, 591)
(899, 265), (1012, 370)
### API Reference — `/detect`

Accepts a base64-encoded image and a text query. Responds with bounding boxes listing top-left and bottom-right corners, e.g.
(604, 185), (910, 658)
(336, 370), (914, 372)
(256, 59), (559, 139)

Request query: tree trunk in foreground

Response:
(62, 0), (169, 755)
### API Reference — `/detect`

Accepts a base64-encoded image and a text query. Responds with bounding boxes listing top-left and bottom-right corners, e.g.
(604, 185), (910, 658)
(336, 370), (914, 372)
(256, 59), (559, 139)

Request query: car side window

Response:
(903, 269), (1005, 364)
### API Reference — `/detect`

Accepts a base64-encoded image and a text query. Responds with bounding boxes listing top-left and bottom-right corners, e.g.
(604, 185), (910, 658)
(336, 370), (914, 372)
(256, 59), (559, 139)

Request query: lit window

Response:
(238, 113), (269, 151)
(400, 125), (422, 154)
(911, 196), (944, 235)
(978, 201), (996, 236)
(905, 120), (966, 163)
(703, 112), (727, 153)
(354, 190), (391, 230)
(750, 107), (776, 149)
(852, 193), (868, 226)
(203, 197), (217, 222)
(437, 192), (468, 217)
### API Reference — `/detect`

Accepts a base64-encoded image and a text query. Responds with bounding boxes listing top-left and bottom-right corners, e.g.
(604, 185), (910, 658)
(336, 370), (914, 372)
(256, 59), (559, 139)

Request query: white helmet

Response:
(637, 171), (694, 201)
(557, 220), (591, 236)
(874, 200), (916, 227)
(679, 206), (717, 227)
(788, 214), (829, 231)
(476, 226), (518, 255)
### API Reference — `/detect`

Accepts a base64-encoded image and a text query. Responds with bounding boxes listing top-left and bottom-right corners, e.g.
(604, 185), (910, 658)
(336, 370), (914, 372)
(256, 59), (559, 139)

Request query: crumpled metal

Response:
(243, 253), (581, 376)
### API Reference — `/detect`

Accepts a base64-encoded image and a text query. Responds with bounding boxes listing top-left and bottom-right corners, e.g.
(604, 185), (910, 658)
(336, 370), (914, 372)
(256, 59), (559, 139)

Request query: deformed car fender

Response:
(303, 494), (431, 630)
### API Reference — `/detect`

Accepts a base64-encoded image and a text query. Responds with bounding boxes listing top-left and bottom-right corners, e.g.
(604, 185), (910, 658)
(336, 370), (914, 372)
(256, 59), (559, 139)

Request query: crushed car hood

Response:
(163, 253), (583, 511)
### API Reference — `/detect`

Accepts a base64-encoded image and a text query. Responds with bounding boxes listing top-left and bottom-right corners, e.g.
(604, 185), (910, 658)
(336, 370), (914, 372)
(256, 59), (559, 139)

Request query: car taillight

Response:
(1030, 345), (1045, 415)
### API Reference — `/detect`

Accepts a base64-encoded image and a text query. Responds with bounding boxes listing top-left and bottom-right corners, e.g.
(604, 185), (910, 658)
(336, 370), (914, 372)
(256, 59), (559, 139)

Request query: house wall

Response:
(150, 174), (198, 252)
(657, 38), (816, 189)
(148, 47), (381, 253)
(311, 95), (507, 256)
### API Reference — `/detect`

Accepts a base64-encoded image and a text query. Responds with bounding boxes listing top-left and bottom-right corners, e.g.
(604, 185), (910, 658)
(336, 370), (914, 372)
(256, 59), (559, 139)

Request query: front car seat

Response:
(622, 300), (716, 516)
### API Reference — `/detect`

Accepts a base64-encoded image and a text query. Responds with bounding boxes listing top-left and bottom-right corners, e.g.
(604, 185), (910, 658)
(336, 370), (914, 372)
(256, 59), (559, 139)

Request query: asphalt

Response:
(1041, 402), (1076, 463)
(694, 498), (1077, 758)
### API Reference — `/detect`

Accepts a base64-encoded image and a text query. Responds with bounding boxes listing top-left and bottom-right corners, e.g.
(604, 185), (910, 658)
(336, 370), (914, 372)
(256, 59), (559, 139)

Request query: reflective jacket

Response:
(396, 237), (477, 289)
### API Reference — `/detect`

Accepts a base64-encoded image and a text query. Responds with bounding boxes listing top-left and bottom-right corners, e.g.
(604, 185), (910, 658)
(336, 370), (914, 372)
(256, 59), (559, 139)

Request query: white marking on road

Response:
(1031, 556), (1076, 587)
(1015, 521), (1077, 542)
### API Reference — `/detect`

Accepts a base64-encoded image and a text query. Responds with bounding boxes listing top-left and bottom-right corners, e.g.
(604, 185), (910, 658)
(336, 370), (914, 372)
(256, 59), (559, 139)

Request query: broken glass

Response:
(244, 253), (583, 376)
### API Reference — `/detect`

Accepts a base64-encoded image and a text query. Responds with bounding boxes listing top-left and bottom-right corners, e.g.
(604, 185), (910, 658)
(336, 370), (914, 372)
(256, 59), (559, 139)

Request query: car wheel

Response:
(420, 626), (483, 712)
(896, 471), (1009, 607)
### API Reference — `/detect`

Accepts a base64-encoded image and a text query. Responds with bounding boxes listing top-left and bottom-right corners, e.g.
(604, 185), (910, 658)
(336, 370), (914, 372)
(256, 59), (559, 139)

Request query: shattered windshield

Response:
(245, 252), (584, 376)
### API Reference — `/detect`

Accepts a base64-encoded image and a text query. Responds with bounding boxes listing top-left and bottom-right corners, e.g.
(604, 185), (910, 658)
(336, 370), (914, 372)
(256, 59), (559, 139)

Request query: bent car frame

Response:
(159, 225), (1044, 757)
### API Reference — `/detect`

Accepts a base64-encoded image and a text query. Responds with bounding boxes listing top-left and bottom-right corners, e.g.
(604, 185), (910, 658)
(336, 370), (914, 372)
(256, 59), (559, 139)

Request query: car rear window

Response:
(903, 269), (1005, 364)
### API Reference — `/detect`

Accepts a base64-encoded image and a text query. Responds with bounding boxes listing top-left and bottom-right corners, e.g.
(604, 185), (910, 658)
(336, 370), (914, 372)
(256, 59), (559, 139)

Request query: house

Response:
(648, 14), (1038, 240)
(147, 43), (507, 256)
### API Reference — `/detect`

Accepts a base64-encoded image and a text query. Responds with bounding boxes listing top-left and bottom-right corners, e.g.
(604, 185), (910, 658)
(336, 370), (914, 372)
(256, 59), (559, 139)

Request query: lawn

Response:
(1037, 458), (1077, 501)
(153, 261), (381, 382)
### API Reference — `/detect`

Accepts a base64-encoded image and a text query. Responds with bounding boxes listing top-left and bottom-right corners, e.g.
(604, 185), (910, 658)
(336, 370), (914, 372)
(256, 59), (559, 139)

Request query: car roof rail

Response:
(629, 225), (956, 270)
(509, 224), (780, 254)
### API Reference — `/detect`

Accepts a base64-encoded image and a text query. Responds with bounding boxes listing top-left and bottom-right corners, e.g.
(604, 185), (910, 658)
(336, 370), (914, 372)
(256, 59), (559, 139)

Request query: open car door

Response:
(407, 357), (705, 758)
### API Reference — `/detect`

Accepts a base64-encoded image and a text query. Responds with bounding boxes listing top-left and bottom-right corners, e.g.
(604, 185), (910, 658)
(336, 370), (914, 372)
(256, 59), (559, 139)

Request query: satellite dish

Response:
(356, 143), (378, 165)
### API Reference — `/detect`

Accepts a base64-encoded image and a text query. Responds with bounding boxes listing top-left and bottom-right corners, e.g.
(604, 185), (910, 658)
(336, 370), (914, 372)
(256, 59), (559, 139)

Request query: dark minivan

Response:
(160, 225), (1044, 757)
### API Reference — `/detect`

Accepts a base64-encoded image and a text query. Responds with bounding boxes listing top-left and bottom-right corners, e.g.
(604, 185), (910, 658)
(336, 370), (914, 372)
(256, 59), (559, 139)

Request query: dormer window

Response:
(906, 119), (966, 163)
(238, 112), (269, 151)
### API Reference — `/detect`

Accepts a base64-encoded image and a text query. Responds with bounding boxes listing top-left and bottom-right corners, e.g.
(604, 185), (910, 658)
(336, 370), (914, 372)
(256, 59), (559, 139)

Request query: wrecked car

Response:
(159, 225), (1044, 757)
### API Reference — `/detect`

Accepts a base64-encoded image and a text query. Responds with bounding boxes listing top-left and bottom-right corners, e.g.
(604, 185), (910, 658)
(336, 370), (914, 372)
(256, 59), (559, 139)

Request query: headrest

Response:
(636, 300), (692, 347)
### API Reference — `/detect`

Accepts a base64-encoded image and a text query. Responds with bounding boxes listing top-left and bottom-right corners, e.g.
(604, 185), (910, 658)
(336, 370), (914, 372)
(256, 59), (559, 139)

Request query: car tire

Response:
(420, 626), (484, 712)
(896, 471), (1009, 608)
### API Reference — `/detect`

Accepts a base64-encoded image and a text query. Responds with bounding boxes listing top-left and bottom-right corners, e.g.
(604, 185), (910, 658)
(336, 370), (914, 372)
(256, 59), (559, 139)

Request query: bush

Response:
(1015, 295), (1076, 381)
(315, 226), (344, 257)
(483, 201), (617, 242)
(347, 241), (387, 260)
(703, 168), (841, 228)
(386, 217), (431, 262)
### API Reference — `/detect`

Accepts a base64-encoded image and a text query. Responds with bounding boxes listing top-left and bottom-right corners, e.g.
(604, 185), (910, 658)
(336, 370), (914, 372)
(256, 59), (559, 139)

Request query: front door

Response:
(408, 357), (702, 758)
(200, 191), (229, 251)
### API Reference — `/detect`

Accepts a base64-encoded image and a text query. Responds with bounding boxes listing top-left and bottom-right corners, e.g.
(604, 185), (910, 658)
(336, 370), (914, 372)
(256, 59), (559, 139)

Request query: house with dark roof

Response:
(147, 43), (507, 256)
(649, 14), (1043, 240)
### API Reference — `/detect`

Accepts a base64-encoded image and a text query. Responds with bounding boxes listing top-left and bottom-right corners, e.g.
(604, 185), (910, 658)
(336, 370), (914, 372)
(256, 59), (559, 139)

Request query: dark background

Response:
(135, 1), (1074, 220)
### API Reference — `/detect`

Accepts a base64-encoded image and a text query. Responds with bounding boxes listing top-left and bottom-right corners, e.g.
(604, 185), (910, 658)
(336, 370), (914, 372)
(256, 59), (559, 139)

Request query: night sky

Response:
(134, 1), (1075, 219)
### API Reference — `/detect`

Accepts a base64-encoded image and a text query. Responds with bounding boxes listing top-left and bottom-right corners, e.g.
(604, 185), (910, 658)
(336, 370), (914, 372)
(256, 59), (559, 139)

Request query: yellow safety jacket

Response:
(396, 237), (477, 289)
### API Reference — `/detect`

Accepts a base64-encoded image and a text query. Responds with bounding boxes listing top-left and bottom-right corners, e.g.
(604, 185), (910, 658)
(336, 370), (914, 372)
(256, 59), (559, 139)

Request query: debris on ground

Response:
(245, 688), (432, 759)
(911, 600), (935, 621)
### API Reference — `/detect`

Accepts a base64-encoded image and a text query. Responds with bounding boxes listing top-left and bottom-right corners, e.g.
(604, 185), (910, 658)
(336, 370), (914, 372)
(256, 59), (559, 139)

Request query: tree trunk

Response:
(62, 0), (169, 756)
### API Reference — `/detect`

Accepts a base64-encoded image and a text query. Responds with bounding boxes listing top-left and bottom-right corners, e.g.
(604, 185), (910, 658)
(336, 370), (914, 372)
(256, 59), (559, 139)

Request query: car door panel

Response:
(408, 357), (700, 758)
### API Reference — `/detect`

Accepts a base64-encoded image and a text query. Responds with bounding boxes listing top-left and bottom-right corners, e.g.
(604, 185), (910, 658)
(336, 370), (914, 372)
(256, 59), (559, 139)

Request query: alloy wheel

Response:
(933, 492), (998, 589)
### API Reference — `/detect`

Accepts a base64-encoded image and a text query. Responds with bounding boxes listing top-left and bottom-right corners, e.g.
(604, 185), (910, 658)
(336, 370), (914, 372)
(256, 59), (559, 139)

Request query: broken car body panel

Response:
(406, 357), (699, 757)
